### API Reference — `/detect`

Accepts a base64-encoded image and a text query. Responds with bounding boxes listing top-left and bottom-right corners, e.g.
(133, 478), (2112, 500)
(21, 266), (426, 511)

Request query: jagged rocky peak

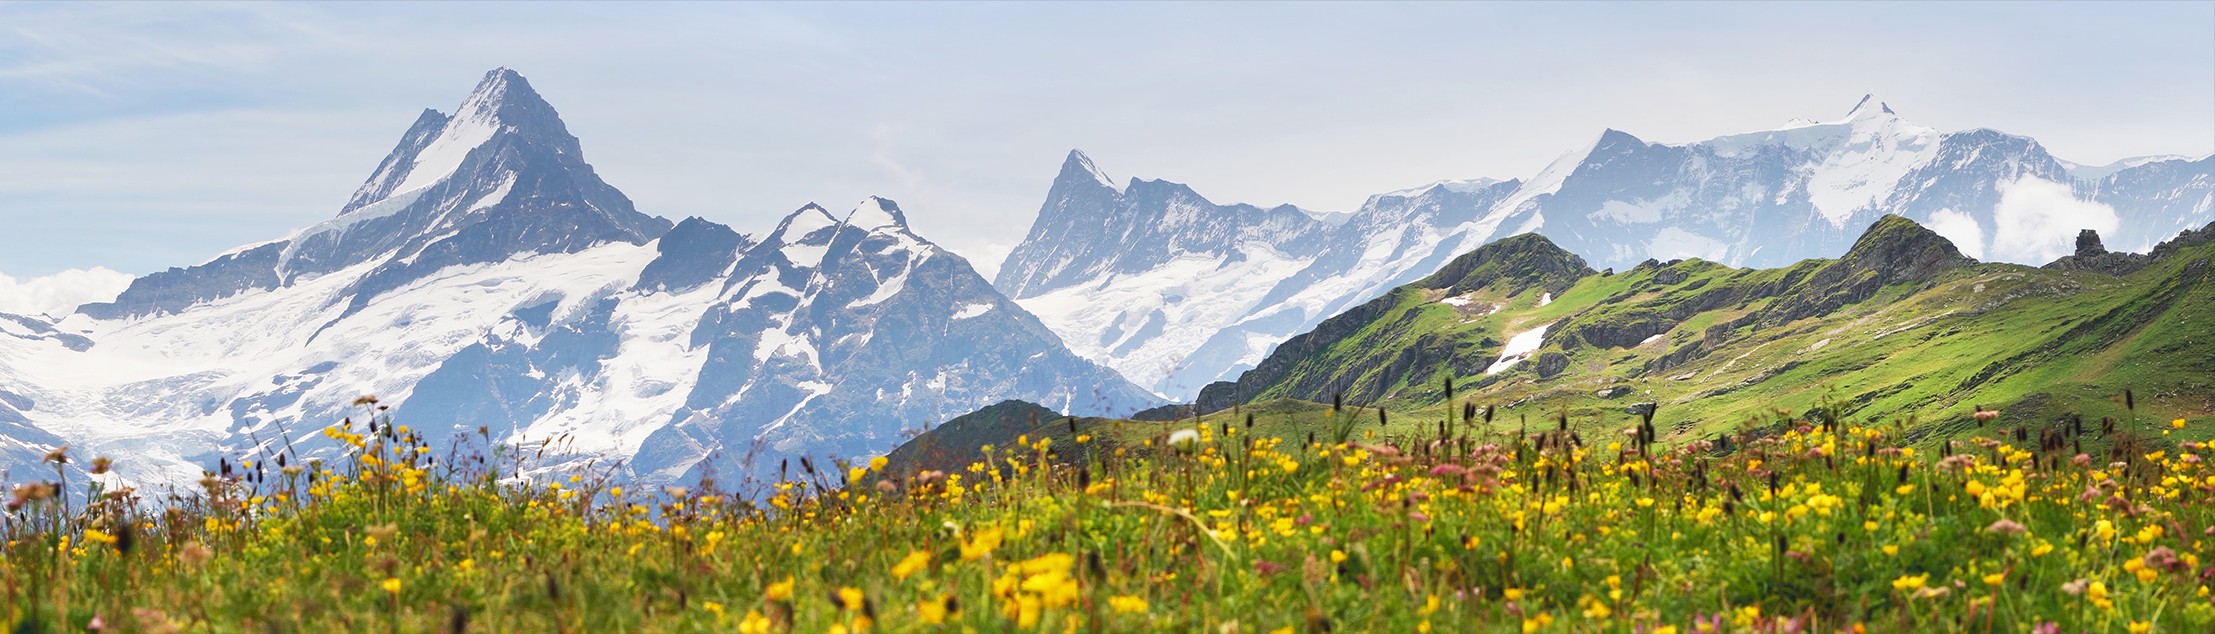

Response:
(342, 68), (568, 214)
(847, 196), (911, 231)
(1060, 149), (1120, 192)
(2075, 229), (2109, 258)
(1843, 93), (1898, 121)
(79, 67), (671, 321)
(770, 203), (841, 243)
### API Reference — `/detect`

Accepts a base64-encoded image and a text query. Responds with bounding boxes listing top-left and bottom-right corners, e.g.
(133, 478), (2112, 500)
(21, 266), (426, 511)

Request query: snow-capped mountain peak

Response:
(771, 204), (842, 243)
(342, 68), (557, 214)
(846, 196), (911, 231)
(1841, 93), (1897, 122)
(1062, 149), (1122, 193)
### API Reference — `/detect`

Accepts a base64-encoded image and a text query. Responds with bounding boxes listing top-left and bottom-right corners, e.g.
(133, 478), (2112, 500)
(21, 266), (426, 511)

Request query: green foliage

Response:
(5, 399), (2212, 633)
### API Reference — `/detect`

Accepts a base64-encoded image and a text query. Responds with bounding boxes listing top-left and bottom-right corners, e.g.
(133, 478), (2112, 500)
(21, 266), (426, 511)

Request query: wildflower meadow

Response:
(2, 398), (2211, 633)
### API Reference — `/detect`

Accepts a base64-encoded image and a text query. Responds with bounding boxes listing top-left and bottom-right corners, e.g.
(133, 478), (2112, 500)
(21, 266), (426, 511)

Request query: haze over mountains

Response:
(0, 70), (2207, 489)
(1000, 96), (2211, 398)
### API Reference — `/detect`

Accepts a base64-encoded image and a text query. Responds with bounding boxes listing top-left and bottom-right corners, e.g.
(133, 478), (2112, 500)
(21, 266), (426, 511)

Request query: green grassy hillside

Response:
(1172, 216), (2214, 448)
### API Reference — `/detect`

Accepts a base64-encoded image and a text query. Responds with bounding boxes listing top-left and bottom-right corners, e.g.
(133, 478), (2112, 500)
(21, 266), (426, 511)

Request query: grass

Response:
(3, 396), (2212, 633)
(1228, 232), (2215, 447)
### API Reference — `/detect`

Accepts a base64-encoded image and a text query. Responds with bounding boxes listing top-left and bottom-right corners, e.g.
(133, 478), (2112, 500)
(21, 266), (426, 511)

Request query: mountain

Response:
(1189, 215), (2213, 435)
(889, 215), (2212, 485)
(998, 98), (2211, 400)
(997, 150), (1524, 398)
(0, 69), (1157, 489)
(81, 69), (672, 321)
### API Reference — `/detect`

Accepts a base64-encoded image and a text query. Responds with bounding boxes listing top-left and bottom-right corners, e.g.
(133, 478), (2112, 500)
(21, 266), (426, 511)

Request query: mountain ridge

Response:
(999, 97), (2210, 400)
(0, 69), (1159, 489)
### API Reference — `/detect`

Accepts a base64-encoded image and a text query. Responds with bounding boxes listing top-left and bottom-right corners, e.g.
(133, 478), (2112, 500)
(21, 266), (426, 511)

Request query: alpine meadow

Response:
(2, 3), (2213, 633)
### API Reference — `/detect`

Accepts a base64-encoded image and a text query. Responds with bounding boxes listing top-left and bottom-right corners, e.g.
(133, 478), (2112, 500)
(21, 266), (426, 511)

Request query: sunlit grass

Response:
(3, 397), (2212, 633)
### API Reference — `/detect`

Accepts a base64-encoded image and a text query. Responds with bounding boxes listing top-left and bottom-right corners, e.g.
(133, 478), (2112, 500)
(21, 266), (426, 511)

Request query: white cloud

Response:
(1989, 177), (2118, 264)
(0, 267), (134, 317)
(1923, 208), (1987, 260)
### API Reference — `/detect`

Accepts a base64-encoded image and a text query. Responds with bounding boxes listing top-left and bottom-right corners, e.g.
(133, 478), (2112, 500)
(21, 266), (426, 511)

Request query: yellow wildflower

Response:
(961, 527), (1004, 561)
(1891, 574), (1927, 592)
(892, 550), (931, 580)
(1109, 595), (1148, 614)
(765, 576), (795, 602)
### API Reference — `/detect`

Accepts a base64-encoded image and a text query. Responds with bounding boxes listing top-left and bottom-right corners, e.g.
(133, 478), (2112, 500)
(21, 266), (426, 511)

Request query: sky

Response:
(2, 1), (2211, 292)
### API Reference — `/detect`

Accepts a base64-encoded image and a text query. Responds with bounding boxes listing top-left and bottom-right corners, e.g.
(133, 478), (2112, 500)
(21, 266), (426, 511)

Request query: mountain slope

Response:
(1192, 215), (2214, 437)
(0, 70), (1157, 489)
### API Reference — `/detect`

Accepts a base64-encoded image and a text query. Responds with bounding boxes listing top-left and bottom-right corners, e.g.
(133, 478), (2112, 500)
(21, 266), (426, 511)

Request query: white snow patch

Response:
(1538, 292), (1553, 307)
(387, 76), (516, 196)
(1440, 296), (1472, 307)
(951, 303), (993, 320)
(1638, 334), (1666, 346)
(4, 241), (663, 484)
(1484, 322), (1553, 375)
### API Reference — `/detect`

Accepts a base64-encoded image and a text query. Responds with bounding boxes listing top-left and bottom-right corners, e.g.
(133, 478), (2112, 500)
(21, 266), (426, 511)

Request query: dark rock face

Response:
(0, 314), (92, 351)
(2076, 230), (2108, 257)
(636, 217), (751, 293)
(79, 243), (285, 320)
(1533, 352), (1572, 379)
(2045, 229), (2148, 276)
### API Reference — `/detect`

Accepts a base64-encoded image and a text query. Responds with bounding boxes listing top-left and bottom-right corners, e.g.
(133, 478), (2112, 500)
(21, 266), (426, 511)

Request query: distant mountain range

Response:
(0, 69), (1157, 488)
(2, 72), (2207, 490)
(996, 97), (2211, 399)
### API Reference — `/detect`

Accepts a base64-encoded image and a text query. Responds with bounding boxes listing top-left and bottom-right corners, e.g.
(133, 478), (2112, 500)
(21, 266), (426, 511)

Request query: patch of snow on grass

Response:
(1484, 322), (1553, 375)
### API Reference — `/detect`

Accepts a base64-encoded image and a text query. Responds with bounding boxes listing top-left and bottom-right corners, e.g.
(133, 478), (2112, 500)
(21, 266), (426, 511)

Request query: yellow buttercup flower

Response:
(1891, 574), (1927, 592)
(765, 576), (795, 602)
(891, 550), (931, 580)
(1109, 595), (1147, 614)
(961, 527), (1003, 561)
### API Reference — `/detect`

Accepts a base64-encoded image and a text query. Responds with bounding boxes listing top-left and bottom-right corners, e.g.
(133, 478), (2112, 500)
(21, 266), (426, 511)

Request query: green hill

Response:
(901, 217), (2213, 458)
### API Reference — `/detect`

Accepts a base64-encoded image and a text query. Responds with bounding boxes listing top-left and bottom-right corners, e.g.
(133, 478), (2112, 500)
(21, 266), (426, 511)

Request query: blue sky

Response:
(2, 1), (2210, 280)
